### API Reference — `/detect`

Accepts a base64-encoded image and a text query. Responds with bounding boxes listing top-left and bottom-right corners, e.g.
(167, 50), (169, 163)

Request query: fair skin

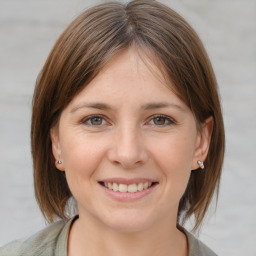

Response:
(51, 48), (212, 256)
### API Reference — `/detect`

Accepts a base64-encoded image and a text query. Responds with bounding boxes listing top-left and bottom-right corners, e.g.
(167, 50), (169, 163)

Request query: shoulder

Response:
(0, 239), (25, 256)
(186, 232), (217, 256)
(180, 227), (218, 256)
(0, 219), (69, 256)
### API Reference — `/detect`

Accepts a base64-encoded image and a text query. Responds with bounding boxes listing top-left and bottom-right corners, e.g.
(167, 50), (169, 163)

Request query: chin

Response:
(98, 209), (156, 233)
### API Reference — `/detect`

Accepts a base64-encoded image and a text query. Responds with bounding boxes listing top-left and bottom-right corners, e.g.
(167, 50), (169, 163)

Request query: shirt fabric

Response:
(0, 216), (217, 256)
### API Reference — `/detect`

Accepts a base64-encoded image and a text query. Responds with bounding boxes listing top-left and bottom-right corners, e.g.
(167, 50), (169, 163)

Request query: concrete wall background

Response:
(0, 0), (255, 255)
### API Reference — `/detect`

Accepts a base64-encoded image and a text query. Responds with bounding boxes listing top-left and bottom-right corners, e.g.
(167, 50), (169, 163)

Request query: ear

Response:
(50, 126), (65, 171)
(191, 116), (213, 170)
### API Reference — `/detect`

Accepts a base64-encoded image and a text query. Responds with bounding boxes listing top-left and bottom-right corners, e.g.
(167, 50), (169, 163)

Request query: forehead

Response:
(69, 48), (185, 108)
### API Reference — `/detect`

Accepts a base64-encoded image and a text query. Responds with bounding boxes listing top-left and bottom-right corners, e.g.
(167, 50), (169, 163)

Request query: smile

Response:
(98, 179), (158, 201)
(101, 181), (155, 193)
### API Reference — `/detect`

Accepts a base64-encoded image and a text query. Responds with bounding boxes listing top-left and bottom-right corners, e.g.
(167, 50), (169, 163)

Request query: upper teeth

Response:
(104, 182), (153, 193)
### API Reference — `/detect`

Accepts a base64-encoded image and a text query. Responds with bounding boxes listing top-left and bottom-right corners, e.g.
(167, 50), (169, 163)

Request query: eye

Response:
(81, 115), (108, 126)
(148, 115), (175, 126)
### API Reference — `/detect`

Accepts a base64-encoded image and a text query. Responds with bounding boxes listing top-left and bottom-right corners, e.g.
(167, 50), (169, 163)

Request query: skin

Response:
(51, 48), (213, 256)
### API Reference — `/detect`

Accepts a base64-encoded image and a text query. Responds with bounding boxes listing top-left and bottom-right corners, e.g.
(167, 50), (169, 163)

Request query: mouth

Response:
(98, 181), (158, 193)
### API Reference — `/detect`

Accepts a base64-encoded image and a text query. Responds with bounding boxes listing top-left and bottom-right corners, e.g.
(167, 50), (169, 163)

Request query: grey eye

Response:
(153, 116), (166, 125)
(90, 117), (103, 125)
(148, 115), (175, 127)
(82, 115), (107, 126)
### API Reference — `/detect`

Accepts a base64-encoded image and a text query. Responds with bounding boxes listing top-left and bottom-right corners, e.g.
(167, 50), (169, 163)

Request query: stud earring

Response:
(56, 160), (62, 165)
(197, 160), (204, 169)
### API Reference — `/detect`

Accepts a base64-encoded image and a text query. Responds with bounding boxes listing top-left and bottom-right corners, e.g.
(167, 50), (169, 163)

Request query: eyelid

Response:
(80, 114), (110, 126)
(146, 114), (176, 126)
(80, 114), (176, 127)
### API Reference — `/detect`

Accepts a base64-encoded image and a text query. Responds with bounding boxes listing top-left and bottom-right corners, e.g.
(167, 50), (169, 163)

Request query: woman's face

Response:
(51, 48), (211, 232)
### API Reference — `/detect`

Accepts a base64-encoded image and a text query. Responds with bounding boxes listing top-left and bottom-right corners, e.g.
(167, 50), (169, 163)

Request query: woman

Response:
(0, 0), (225, 255)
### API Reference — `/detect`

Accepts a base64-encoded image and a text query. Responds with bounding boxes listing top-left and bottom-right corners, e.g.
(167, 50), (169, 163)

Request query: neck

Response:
(68, 214), (187, 256)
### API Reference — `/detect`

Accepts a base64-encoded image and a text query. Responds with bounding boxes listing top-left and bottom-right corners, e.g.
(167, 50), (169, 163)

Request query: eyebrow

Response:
(70, 103), (112, 113)
(141, 102), (185, 112)
(70, 102), (186, 113)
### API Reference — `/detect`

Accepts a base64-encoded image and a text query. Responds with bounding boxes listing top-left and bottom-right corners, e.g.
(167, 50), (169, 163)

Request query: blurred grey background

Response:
(0, 0), (255, 255)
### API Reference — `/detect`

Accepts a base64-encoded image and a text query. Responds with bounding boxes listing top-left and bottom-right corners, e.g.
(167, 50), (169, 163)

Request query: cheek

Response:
(60, 136), (108, 206)
(152, 132), (196, 170)
(60, 134), (107, 185)
(150, 133), (196, 195)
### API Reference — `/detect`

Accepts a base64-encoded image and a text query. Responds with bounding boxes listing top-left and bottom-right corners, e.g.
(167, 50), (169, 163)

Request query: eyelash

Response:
(81, 115), (108, 127)
(147, 114), (175, 126)
(81, 114), (176, 127)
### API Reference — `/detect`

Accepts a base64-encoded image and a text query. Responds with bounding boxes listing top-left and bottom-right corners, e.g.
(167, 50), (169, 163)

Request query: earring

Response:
(197, 160), (204, 169)
(56, 160), (62, 165)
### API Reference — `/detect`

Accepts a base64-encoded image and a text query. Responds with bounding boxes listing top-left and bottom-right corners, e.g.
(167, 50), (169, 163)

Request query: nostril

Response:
(107, 142), (149, 169)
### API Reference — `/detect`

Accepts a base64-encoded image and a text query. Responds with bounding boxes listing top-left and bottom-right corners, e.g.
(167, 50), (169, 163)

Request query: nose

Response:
(107, 125), (149, 169)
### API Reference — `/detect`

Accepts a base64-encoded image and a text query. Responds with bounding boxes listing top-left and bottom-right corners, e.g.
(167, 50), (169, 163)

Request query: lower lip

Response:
(100, 184), (157, 202)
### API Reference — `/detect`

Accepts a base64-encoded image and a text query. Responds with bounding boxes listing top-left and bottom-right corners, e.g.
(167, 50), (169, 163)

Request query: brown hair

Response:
(31, 0), (225, 230)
